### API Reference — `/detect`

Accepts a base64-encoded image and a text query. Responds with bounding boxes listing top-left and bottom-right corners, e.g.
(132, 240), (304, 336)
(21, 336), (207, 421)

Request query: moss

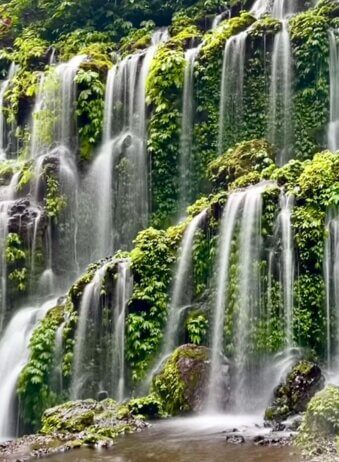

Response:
(152, 344), (209, 415)
(126, 394), (163, 419)
(297, 385), (339, 456)
(207, 139), (275, 191)
(265, 361), (324, 422)
(40, 398), (146, 447)
(6, 232), (29, 292)
(18, 304), (65, 431)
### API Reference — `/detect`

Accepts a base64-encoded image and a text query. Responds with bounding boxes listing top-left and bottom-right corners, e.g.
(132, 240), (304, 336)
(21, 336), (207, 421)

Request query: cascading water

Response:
(71, 259), (133, 401)
(250, 0), (270, 17)
(207, 184), (267, 412)
(212, 11), (230, 29)
(178, 47), (201, 216)
(0, 63), (18, 159)
(217, 31), (247, 155)
(233, 186), (265, 413)
(328, 29), (339, 152)
(84, 30), (168, 260)
(56, 55), (86, 148)
(112, 259), (133, 402)
(144, 209), (207, 389)
(206, 192), (247, 411)
(0, 175), (21, 332)
(0, 298), (57, 440)
(30, 55), (84, 290)
(71, 262), (111, 399)
(324, 208), (339, 371)
(279, 193), (295, 348)
(268, 0), (295, 165)
(51, 321), (65, 394)
(31, 55), (86, 157)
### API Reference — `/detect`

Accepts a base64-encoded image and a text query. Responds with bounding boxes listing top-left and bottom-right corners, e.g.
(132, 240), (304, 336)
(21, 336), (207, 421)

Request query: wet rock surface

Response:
(8, 198), (47, 243)
(264, 361), (325, 423)
(152, 344), (230, 415)
(0, 398), (147, 461)
(223, 426), (295, 449)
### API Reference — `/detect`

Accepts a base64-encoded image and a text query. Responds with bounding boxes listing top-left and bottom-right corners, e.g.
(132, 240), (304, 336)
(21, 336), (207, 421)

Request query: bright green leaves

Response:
(75, 69), (105, 161)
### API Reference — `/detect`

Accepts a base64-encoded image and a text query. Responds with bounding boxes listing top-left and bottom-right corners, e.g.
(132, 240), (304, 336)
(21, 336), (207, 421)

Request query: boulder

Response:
(265, 361), (325, 423)
(296, 385), (339, 457)
(40, 398), (147, 444)
(8, 198), (47, 243)
(152, 344), (230, 415)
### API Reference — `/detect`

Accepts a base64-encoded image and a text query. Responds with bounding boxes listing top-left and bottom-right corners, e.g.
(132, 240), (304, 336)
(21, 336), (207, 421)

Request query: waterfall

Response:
(233, 186), (264, 412)
(71, 259), (132, 401)
(212, 11), (230, 29)
(217, 31), (247, 155)
(112, 259), (133, 402)
(144, 209), (207, 390)
(56, 55), (86, 148)
(0, 201), (13, 332)
(0, 175), (20, 332)
(268, 19), (293, 166)
(207, 184), (267, 412)
(324, 209), (339, 370)
(206, 192), (247, 411)
(0, 63), (18, 159)
(178, 47), (200, 216)
(272, 0), (295, 19)
(279, 193), (295, 348)
(70, 262), (111, 399)
(31, 55), (85, 157)
(0, 298), (57, 440)
(328, 29), (339, 152)
(51, 321), (65, 394)
(250, 0), (270, 18)
(85, 30), (168, 259)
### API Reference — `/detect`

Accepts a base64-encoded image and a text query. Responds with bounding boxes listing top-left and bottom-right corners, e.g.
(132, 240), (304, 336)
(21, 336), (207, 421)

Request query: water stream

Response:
(71, 259), (133, 401)
(279, 194), (295, 348)
(0, 63), (18, 159)
(328, 29), (339, 152)
(178, 47), (200, 216)
(217, 31), (247, 155)
(85, 30), (168, 260)
(0, 298), (57, 440)
(44, 417), (301, 462)
(144, 209), (207, 389)
(207, 184), (266, 411)
(268, 17), (293, 166)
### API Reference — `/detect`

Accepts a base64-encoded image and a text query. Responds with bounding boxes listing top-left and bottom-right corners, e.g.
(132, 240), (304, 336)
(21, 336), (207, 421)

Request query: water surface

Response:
(46, 416), (301, 462)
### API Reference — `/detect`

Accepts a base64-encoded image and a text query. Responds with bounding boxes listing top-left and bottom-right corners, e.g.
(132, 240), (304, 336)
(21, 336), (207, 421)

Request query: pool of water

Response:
(46, 415), (301, 462)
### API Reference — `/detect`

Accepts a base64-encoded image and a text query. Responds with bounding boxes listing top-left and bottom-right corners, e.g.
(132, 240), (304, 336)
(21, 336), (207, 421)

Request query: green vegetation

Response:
(1, 0), (339, 453)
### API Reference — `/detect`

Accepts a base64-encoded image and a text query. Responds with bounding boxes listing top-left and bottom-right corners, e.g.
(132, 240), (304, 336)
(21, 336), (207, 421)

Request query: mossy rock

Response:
(207, 139), (275, 191)
(296, 385), (339, 457)
(41, 400), (98, 434)
(152, 344), (214, 415)
(40, 398), (147, 447)
(126, 394), (163, 419)
(265, 361), (325, 423)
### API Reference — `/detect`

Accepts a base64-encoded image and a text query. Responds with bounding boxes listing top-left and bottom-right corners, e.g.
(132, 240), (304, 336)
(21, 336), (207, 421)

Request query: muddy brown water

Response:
(46, 416), (301, 462)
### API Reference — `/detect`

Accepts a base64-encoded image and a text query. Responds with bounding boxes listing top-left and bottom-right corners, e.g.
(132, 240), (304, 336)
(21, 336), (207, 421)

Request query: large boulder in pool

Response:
(152, 344), (230, 415)
(265, 361), (325, 423)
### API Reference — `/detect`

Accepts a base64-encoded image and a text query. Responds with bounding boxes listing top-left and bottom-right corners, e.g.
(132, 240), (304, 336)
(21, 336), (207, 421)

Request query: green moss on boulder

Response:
(152, 344), (211, 415)
(265, 361), (325, 423)
(40, 398), (147, 447)
(296, 385), (339, 457)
